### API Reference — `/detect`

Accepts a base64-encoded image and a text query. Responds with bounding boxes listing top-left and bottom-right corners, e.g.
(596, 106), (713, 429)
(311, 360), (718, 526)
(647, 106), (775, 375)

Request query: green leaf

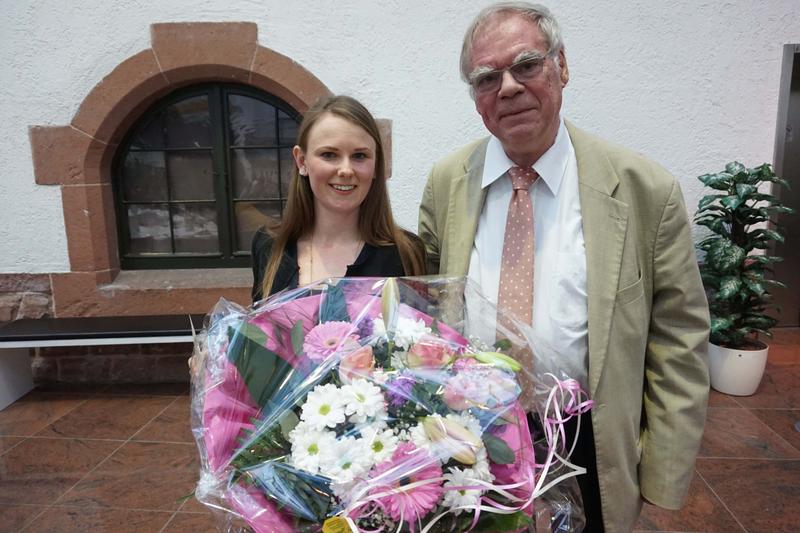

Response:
(717, 276), (742, 300)
(699, 172), (733, 190)
(750, 228), (785, 244)
(725, 161), (745, 176)
(290, 320), (305, 356)
(482, 433), (515, 464)
(735, 183), (758, 198)
(697, 194), (726, 210)
(474, 510), (534, 532)
(720, 195), (743, 210)
(493, 338), (513, 351)
(319, 283), (350, 323)
(706, 239), (745, 273)
(227, 323), (296, 408)
(709, 316), (734, 334)
(742, 278), (765, 297)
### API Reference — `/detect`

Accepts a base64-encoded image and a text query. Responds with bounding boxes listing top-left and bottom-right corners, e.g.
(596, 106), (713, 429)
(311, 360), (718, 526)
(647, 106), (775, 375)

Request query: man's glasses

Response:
(469, 54), (551, 95)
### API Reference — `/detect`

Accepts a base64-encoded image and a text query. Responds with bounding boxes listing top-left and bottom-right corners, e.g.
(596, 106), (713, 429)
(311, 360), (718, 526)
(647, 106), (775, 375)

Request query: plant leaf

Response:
(290, 320), (305, 356)
(227, 323), (297, 408)
(482, 433), (515, 464)
(717, 276), (742, 300)
(707, 239), (745, 273)
(319, 283), (350, 323)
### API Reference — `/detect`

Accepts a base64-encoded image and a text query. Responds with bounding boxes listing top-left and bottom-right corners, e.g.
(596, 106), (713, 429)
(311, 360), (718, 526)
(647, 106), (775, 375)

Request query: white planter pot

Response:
(708, 342), (769, 396)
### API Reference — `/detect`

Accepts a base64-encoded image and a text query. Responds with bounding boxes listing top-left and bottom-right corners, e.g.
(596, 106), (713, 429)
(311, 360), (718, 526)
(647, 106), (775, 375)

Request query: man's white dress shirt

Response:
(467, 119), (589, 388)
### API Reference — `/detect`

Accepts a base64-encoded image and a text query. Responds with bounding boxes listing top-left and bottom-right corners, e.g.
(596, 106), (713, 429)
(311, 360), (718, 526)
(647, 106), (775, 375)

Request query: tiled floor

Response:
(0, 330), (797, 532)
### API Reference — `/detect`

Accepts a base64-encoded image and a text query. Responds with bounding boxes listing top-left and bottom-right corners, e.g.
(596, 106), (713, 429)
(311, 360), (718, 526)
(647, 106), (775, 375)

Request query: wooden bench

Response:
(0, 314), (204, 410)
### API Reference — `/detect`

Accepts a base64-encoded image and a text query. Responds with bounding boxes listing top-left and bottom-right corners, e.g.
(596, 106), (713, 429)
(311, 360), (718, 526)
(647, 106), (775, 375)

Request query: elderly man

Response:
(418, 2), (710, 531)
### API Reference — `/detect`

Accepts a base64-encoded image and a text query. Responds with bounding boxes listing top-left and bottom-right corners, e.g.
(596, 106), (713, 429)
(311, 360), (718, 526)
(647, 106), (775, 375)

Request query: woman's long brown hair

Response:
(260, 95), (425, 297)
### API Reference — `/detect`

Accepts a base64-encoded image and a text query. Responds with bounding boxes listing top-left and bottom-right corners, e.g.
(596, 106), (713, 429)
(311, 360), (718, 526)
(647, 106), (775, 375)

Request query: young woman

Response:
(251, 95), (426, 301)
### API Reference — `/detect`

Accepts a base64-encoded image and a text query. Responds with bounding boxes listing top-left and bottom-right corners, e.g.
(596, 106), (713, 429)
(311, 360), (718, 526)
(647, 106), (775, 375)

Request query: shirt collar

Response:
(481, 118), (569, 196)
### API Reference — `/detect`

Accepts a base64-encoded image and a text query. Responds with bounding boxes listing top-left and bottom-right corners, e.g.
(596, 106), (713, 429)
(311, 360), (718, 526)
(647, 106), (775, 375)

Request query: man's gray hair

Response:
(459, 2), (564, 83)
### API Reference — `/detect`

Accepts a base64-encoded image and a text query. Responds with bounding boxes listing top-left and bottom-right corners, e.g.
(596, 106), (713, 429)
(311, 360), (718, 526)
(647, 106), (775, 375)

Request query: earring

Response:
(299, 168), (307, 176)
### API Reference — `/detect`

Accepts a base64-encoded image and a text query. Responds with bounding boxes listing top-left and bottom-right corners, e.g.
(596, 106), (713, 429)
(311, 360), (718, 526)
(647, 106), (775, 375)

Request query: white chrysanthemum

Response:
(442, 467), (484, 513)
(394, 317), (431, 349)
(342, 379), (386, 423)
(301, 383), (346, 430)
(370, 369), (389, 385)
(361, 426), (399, 464)
(408, 421), (434, 452)
(288, 425), (337, 474)
(389, 351), (408, 370)
(471, 446), (493, 482)
(319, 437), (372, 483)
(369, 317), (386, 345)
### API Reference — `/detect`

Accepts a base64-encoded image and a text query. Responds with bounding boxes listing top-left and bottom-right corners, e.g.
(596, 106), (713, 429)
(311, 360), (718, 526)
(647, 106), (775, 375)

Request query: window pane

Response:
(130, 115), (166, 150)
(228, 94), (277, 146)
(231, 148), (280, 199)
(122, 152), (167, 202)
(165, 95), (211, 149)
(127, 204), (171, 254)
(235, 201), (281, 252)
(279, 148), (295, 197)
(172, 203), (219, 253)
(278, 110), (298, 144)
(167, 150), (215, 201)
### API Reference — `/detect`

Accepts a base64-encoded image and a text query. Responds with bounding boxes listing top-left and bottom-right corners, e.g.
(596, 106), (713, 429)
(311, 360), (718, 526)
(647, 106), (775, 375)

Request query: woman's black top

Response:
(250, 229), (414, 302)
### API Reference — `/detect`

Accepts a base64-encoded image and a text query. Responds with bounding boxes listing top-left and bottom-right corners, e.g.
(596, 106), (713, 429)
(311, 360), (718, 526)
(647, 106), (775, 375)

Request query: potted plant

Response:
(694, 161), (794, 395)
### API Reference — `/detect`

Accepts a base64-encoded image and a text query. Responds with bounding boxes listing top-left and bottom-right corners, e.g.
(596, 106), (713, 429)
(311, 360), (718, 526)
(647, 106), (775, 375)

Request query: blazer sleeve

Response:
(639, 179), (710, 508)
(418, 167), (441, 275)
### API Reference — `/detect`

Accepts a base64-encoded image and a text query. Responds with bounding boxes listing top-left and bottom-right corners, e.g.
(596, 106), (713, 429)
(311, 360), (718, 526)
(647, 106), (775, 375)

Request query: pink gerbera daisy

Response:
(303, 321), (358, 362)
(368, 442), (442, 528)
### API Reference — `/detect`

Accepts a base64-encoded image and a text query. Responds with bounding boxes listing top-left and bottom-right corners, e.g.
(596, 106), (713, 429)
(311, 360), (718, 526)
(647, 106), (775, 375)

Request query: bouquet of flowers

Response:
(190, 277), (590, 532)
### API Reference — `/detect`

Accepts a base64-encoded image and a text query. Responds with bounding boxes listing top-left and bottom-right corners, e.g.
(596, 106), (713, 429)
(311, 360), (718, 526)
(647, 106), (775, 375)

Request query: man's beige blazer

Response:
(418, 122), (710, 532)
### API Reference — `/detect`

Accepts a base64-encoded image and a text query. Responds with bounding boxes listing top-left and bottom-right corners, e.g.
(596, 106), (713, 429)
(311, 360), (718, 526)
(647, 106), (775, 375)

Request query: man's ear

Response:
(559, 49), (569, 87)
(292, 145), (306, 175)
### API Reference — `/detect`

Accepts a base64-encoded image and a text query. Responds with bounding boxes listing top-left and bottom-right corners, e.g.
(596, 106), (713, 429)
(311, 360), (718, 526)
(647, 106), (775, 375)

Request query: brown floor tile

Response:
(749, 408), (800, 452)
(733, 363), (800, 409)
(0, 436), (24, 455)
(699, 407), (800, 459)
(99, 383), (188, 396)
(133, 396), (194, 443)
(162, 511), (221, 532)
(36, 395), (175, 440)
(697, 459), (800, 532)
(0, 437), (119, 505)
(0, 392), (85, 436)
(707, 389), (742, 407)
(58, 441), (197, 511)
(635, 473), (744, 532)
(178, 491), (212, 514)
(0, 503), (48, 530)
(23, 505), (172, 532)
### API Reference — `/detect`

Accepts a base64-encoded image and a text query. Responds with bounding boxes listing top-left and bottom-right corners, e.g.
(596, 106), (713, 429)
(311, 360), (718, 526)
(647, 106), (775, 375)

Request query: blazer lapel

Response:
(445, 139), (489, 275)
(567, 123), (629, 397)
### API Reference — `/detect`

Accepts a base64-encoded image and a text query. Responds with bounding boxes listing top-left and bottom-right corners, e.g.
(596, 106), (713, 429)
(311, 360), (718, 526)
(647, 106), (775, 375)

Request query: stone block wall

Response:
(0, 274), (54, 322)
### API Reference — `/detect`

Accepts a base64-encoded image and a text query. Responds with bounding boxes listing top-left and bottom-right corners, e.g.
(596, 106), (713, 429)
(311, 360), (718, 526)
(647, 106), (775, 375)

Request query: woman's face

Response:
(293, 113), (376, 221)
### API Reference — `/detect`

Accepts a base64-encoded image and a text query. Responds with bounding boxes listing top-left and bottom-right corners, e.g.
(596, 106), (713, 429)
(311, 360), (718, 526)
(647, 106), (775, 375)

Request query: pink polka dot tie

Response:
(498, 166), (537, 326)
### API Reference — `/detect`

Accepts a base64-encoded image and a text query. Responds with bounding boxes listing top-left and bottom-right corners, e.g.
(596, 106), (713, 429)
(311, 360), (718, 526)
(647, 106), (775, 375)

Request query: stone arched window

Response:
(114, 83), (300, 269)
(27, 22), (334, 316)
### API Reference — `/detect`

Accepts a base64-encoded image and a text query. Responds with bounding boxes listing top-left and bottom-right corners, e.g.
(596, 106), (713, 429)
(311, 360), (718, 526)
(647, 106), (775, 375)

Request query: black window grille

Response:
(113, 84), (300, 269)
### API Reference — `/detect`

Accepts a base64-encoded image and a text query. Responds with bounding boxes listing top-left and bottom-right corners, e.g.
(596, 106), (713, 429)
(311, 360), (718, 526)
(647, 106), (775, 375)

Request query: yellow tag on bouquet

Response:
(322, 516), (353, 533)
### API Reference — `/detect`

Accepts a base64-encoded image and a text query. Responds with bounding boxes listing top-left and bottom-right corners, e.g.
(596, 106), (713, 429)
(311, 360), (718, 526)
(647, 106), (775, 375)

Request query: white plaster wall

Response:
(1, 0), (798, 272)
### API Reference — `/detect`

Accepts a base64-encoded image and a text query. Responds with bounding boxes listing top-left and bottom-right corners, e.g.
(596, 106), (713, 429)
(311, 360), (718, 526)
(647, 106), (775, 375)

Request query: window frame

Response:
(112, 83), (301, 270)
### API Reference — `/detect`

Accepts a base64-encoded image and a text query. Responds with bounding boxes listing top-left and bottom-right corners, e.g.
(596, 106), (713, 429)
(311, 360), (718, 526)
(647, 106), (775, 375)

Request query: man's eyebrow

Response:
(468, 49), (549, 80)
(513, 49), (548, 63)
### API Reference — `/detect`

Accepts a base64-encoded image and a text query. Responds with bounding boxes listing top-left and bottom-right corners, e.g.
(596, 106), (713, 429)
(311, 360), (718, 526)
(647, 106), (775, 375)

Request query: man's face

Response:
(469, 14), (569, 164)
